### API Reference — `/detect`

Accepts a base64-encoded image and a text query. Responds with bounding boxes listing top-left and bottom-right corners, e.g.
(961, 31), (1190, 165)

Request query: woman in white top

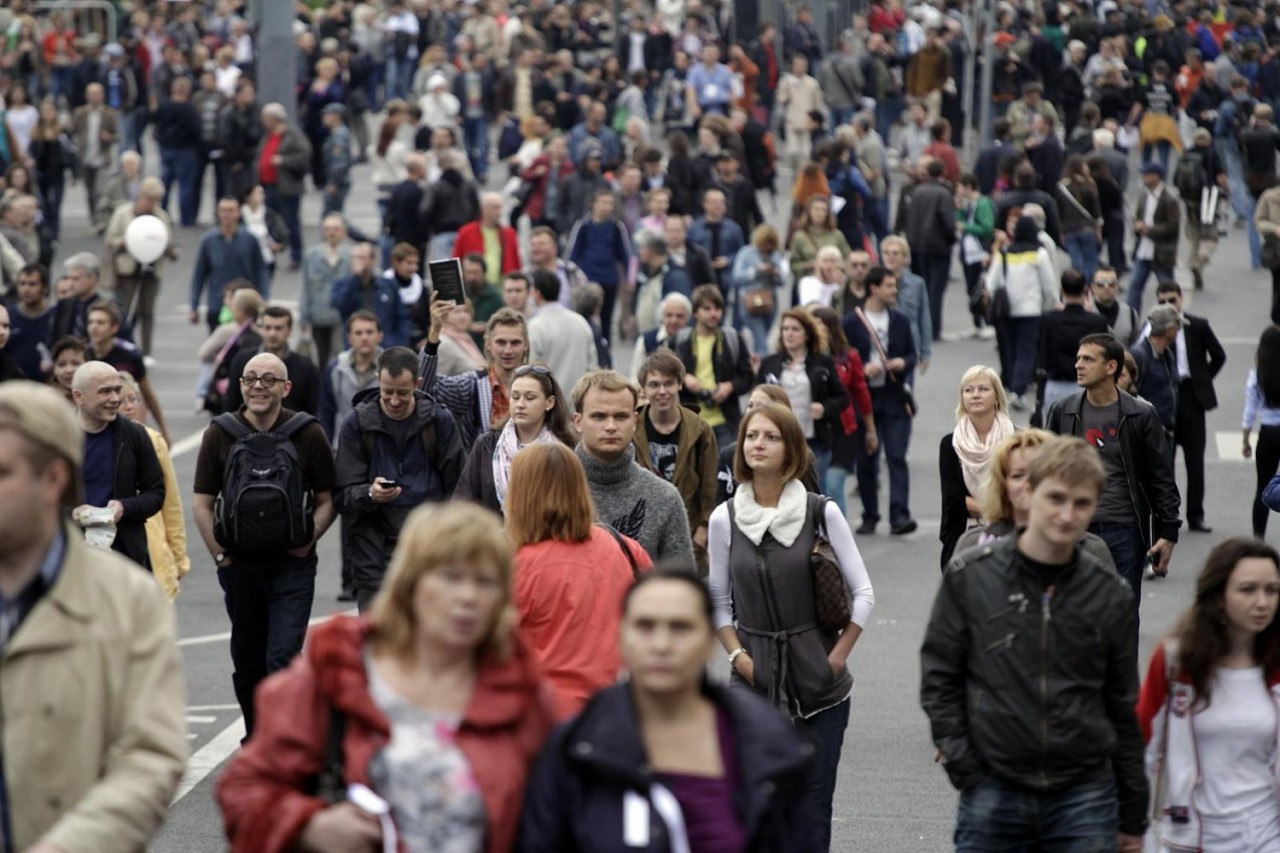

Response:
(983, 214), (1059, 407)
(1138, 538), (1280, 853)
(240, 185), (286, 286)
(797, 245), (848, 308)
(1244, 326), (1280, 539)
(4, 85), (39, 162)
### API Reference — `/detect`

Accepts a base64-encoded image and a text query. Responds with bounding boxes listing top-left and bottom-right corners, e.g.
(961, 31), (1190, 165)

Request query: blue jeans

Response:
(1142, 140), (1172, 173)
(384, 55), (415, 101)
(49, 66), (73, 103)
(1005, 316), (1041, 396)
(429, 231), (458, 262)
(795, 698), (850, 852)
(857, 406), (912, 526)
(1126, 258), (1173, 312)
(323, 185), (348, 217)
(159, 145), (199, 226)
(1218, 140), (1255, 221)
(824, 464), (850, 518)
(742, 309), (775, 356)
(462, 116), (489, 179)
(1089, 520), (1145, 610)
(264, 184), (302, 264)
(218, 553), (317, 738)
(1064, 229), (1100, 280)
(1249, 207), (1262, 269)
(956, 775), (1118, 852)
(808, 439), (832, 495)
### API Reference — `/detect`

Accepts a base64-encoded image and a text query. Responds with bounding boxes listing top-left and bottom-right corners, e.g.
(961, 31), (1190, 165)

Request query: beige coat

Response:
(1254, 186), (1280, 236)
(5, 524), (187, 851)
(777, 72), (825, 133)
(142, 425), (190, 599)
(103, 202), (175, 289)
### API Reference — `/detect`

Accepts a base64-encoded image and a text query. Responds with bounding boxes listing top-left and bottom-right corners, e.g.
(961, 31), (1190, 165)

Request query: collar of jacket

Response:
(351, 387), (437, 432)
(952, 532), (1106, 583)
(5, 522), (93, 652)
(307, 615), (548, 736)
(561, 682), (814, 803)
(1056, 387), (1147, 420)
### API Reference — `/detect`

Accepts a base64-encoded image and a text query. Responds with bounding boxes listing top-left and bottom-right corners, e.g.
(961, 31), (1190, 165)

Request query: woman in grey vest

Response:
(708, 401), (875, 851)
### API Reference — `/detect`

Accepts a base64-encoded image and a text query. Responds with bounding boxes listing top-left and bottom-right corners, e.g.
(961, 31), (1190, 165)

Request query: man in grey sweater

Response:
(572, 370), (695, 565)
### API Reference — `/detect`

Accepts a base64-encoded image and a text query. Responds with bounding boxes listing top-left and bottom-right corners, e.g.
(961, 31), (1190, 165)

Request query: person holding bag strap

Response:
(1137, 538), (1280, 853)
(708, 401), (874, 852)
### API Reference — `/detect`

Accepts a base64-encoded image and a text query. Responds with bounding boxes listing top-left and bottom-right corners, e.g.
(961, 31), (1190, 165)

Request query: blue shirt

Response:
(5, 302), (52, 381)
(686, 62), (735, 111)
(190, 226), (268, 309)
(83, 426), (115, 508)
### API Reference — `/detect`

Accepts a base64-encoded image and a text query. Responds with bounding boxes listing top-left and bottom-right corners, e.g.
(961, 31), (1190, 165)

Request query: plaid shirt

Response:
(418, 342), (493, 451)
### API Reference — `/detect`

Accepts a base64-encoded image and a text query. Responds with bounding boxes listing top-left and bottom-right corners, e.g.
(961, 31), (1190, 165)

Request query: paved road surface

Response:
(44, 139), (1270, 850)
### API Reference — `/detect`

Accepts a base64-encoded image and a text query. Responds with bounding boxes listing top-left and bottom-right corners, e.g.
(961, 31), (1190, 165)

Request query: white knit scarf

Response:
(952, 414), (1017, 500)
(492, 419), (557, 509)
(731, 480), (810, 547)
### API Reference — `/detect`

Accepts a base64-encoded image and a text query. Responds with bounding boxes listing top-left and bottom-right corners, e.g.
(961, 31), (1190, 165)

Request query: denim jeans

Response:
(159, 145), (200, 226)
(1004, 316), (1041, 396)
(795, 698), (850, 852)
(429, 231), (458, 263)
(857, 405), (912, 526)
(1089, 520), (1145, 609)
(742, 309), (775, 355)
(1126, 258), (1173, 312)
(1064, 229), (1100, 280)
(808, 439), (832, 495)
(218, 553), (317, 738)
(1218, 139), (1254, 221)
(264, 184), (303, 264)
(955, 775), (1118, 852)
(916, 251), (952, 340)
(1142, 140), (1172, 173)
(462, 116), (489, 179)
(384, 55), (415, 101)
(824, 464), (850, 518)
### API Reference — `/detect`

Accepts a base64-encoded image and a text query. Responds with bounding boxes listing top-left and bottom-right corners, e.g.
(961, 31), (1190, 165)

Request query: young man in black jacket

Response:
(671, 285), (753, 449)
(921, 436), (1148, 851)
(1036, 269), (1109, 412)
(1044, 332), (1181, 602)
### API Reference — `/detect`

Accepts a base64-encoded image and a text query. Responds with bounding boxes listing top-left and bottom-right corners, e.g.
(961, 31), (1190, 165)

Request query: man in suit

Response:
(1154, 280), (1226, 532)
(843, 266), (918, 536)
(1127, 162), (1180, 312)
(72, 83), (119, 224)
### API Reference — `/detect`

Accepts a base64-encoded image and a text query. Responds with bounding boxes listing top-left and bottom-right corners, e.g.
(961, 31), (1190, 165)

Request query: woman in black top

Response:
(27, 98), (71, 242)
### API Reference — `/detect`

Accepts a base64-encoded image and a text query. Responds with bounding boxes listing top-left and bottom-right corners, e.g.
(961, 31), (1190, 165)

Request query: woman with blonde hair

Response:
(939, 365), (1016, 567)
(505, 442), (651, 717)
(305, 56), (345, 185)
(709, 401), (874, 851)
(951, 429), (1115, 569)
(436, 300), (488, 376)
(788, 194), (852, 281)
(119, 373), (189, 600)
(797, 245), (848, 308)
(218, 502), (556, 853)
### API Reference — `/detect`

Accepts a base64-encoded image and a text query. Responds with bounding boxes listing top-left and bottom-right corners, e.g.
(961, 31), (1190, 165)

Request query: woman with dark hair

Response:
(27, 98), (71, 241)
(456, 364), (577, 515)
(982, 215), (1058, 409)
(664, 129), (698, 216)
(708, 402), (874, 851)
(518, 567), (820, 851)
(1088, 153), (1126, 273)
(788, 194), (852, 281)
(1058, 153), (1102, 279)
(1138, 538), (1280, 852)
(1243, 326), (1280, 538)
(757, 308), (850, 486)
(504, 442), (650, 717)
(811, 305), (876, 520)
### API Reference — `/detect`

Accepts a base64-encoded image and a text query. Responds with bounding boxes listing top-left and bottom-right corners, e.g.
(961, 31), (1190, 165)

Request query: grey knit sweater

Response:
(576, 444), (696, 565)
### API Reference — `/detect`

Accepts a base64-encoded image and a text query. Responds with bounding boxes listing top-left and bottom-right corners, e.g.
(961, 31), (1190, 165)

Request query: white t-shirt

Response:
(1192, 666), (1277, 819)
(797, 276), (841, 309)
(862, 307), (890, 388)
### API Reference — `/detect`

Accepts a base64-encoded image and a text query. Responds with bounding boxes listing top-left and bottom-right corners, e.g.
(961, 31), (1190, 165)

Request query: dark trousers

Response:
(955, 775), (1118, 851)
(1001, 316), (1041, 396)
(218, 553), (317, 738)
(914, 251), (952, 340)
(36, 169), (64, 242)
(82, 164), (102, 222)
(1126, 258), (1173, 312)
(159, 145), (200, 226)
(795, 698), (850, 852)
(1089, 520), (1145, 611)
(1254, 425), (1280, 537)
(856, 404), (912, 527)
(1175, 381), (1208, 525)
(1103, 212), (1127, 274)
(1270, 267), (1280, 325)
(962, 262), (986, 327)
(264, 184), (303, 264)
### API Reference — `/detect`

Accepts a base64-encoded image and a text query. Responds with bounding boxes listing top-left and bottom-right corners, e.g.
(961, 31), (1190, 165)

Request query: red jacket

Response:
(453, 221), (522, 275)
(216, 616), (557, 853)
(515, 528), (652, 718)
(835, 349), (873, 436)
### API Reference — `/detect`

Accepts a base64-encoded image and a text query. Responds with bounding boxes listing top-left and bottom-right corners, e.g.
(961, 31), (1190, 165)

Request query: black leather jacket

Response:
(920, 536), (1149, 837)
(1043, 389), (1181, 547)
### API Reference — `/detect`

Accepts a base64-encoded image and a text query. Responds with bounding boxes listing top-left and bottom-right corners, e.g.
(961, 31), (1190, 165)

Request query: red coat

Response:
(835, 349), (873, 436)
(216, 615), (557, 853)
(453, 221), (522, 275)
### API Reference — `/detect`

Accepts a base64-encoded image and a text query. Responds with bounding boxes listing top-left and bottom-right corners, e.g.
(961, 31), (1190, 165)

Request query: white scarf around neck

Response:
(731, 479), (810, 547)
(952, 413), (1017, 500)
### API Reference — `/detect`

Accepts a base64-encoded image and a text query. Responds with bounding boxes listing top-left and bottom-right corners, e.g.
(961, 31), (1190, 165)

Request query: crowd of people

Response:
(8, 0), (1280, 850)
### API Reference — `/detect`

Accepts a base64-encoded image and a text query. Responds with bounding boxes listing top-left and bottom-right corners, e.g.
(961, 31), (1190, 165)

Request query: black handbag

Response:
(810, 496), (852, 635)
(1263, 236), (1280, 269)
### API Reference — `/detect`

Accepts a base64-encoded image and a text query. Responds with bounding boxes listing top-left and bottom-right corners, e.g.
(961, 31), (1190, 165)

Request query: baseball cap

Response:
(321, 103), (348, 118)
(0, 382), (84, 505)
(1140, 161), (1166, 177)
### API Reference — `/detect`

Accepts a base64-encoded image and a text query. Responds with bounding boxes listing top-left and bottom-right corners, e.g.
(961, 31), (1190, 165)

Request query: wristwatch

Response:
(728, 647), (747, 666)
(213, 552), (227, 566)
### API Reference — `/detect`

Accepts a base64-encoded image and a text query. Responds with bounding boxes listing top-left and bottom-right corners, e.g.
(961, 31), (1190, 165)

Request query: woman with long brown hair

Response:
(505, 442), (651, 717)
(788, 194), (851, 281)
(1059, 153), (1102, 279)
(1138, 538), (1280, 852)
(28, 97), (70, 241)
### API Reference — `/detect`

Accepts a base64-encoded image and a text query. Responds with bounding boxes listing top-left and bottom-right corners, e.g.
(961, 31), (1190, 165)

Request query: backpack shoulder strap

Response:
(275, 412), (318, 440)
(721, 328), (739, 365)
(422, 410), (439, 472)
(212, 412), (252, 440)
(596, 522), (640, 579)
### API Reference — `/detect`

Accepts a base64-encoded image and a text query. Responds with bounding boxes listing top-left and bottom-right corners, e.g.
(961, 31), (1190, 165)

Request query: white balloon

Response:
(123, 214), (169, 265)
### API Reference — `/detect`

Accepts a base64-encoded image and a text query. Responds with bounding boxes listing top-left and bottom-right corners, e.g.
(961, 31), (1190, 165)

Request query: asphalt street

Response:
(50, 136), (1272, 851)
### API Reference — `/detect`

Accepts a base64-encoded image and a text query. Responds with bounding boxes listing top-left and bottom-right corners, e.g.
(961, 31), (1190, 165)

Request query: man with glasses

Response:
(223, 306), (320, 415)
(334, 347), (464, 610)
(632, 349), (718, 572)
(836, 249), (872, 316)
(192, 352), (336, 736)
(1089, 266), (1140, 346)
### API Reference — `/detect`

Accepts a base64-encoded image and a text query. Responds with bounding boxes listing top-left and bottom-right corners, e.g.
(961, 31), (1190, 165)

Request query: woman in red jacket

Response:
(519, 134), (576, 230)
(505, 442), (652, 718)
(1138, 538), (1280, 853)
(216, 501), (557, 853)
(810, 305), (876, 521)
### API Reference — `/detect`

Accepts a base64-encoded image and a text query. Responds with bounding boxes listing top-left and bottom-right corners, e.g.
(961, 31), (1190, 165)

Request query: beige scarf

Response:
(952, 414), (1016, 500)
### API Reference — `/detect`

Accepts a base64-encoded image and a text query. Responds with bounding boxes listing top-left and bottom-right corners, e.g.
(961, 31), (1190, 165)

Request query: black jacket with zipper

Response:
(1043, 389), (1181, 547)
(517, 683), (820, 852)
(920, 536), (1149, 837)
(104, 417), (166, 570)
(756, 351), (850, 450)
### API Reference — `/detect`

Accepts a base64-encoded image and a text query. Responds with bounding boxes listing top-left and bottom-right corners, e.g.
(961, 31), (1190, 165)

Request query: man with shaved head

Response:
(71, 360), (164, 569)
(192, 350), (336, 736)
(453, 190), (522, 286)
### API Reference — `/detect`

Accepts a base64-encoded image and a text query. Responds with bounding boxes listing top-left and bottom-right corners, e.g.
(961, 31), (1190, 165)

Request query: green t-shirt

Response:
(468, 283), (504, 348)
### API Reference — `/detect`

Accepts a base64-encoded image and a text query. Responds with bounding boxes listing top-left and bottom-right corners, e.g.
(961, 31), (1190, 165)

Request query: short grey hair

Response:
(1093, 128), (1115, 149)
(261, 102), (288, 123)
(659, 291), (693, 315)
(636, 229), (666, 256)
(64, 252), (101, 279)
(1021, 203), (1047, 229)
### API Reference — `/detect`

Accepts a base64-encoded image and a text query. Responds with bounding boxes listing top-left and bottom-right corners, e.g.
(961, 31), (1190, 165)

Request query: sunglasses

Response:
(513, 365), (552, 378)
(1157, 298), (1179, 306)
(1093, 279), (1118, 287)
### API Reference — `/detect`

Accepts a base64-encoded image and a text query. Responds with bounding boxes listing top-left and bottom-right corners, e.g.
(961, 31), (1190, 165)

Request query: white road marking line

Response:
(172, 716), (245, 804)
(185, 715), (218, 724)
(177, 610), (355, 647)
(168, 430), (206, 459)
(1216, 430), (1251, 462)
(186, 704), (241, 712)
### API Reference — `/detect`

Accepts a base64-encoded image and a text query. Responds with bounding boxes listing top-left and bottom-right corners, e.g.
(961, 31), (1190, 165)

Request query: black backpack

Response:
(212, 413), (318, 553)
(1173, 153), (1206, 200)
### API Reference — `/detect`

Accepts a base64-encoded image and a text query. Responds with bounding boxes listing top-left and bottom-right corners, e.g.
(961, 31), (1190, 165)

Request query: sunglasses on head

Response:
(514, 365), (552, 378)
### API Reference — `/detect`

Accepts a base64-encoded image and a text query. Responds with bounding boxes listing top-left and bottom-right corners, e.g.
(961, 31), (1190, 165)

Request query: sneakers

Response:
(1009, 393), (1026, 412)
(855, 521), (877, 535)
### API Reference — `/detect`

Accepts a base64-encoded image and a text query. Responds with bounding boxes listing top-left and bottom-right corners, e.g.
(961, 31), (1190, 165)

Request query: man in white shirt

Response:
(527, 269), (598, 394)
(1127, 162), (1180, 312)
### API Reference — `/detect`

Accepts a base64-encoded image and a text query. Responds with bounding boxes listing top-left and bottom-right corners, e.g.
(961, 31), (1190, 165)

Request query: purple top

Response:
(656, 706), (748, 853)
